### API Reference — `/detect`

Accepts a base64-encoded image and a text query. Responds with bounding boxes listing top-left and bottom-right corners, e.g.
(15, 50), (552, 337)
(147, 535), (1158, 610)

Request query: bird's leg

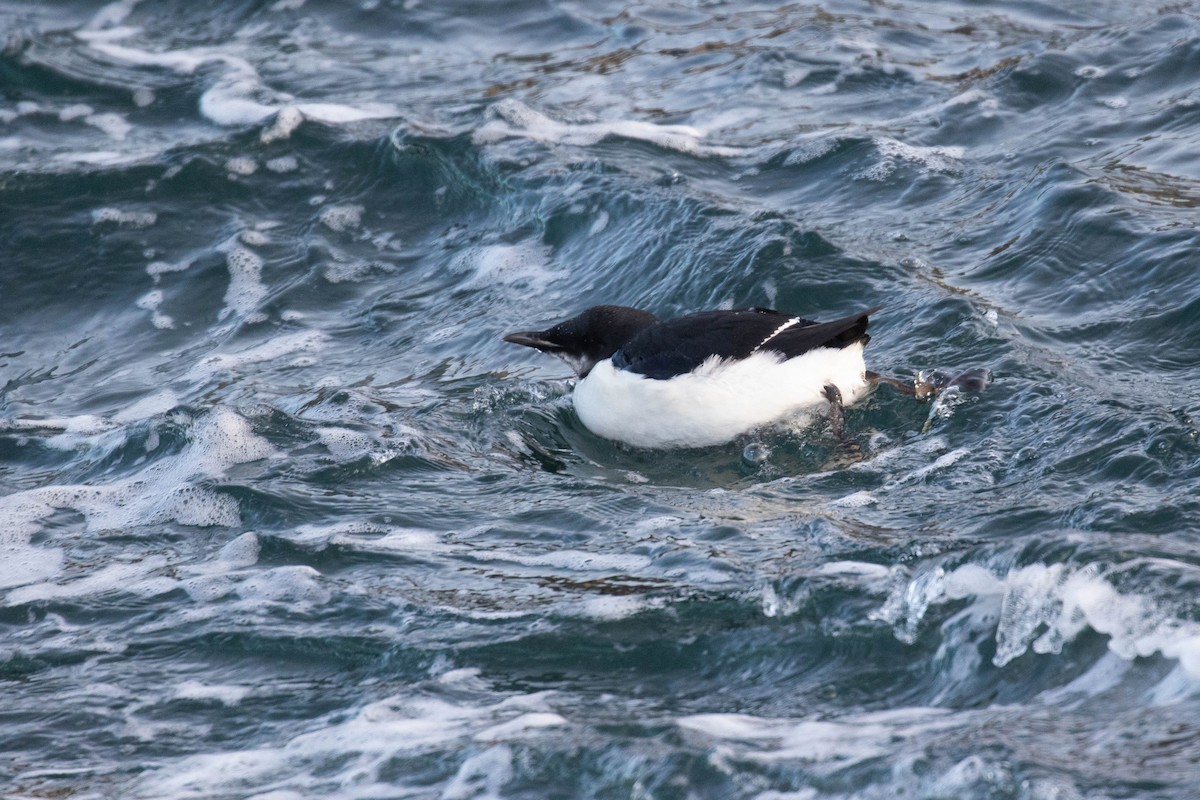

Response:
(823, 383), (847, 441)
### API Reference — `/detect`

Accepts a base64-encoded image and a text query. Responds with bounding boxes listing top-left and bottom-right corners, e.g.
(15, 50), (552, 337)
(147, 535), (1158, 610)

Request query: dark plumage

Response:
(612, 306), (880, 380)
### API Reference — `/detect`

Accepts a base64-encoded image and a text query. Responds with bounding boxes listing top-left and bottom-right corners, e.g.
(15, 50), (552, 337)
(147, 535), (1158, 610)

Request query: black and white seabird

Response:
(503, 304), (883, 449)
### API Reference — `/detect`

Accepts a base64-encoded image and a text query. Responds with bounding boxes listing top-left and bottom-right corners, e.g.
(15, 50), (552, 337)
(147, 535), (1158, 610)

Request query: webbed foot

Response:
(914, 368), (992, 400)
(868, 368), (992, 401)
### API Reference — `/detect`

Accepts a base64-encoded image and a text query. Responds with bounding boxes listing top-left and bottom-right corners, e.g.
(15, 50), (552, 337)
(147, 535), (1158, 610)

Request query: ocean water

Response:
(3, 0), (1200, 797)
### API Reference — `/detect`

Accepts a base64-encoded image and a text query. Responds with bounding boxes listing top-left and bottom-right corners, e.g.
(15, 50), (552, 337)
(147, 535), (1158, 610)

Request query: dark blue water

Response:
(3, 1), (1200, 797)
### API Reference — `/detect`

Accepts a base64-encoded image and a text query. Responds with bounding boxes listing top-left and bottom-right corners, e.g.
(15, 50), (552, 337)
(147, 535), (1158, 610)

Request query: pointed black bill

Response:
(502, 331), (563, 352)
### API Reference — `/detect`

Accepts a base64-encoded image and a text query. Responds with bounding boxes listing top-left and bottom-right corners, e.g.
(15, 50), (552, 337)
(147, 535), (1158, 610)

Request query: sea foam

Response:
(874, 558), (1200, 682)
(473, 99), (742, 157)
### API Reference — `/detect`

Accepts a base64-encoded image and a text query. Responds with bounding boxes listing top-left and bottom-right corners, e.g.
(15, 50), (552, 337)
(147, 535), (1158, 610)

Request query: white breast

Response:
(572, 343), (869, 448)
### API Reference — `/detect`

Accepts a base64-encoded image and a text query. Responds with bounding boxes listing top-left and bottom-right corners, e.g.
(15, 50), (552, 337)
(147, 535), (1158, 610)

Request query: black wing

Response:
(612, 306), (879, 380)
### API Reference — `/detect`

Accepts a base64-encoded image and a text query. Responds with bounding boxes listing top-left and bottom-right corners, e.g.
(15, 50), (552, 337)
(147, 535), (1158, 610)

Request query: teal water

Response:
(3, 1), (1200, 797)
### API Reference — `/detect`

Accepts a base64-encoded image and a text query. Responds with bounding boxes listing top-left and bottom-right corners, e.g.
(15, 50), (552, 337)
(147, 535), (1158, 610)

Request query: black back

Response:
(612, 306), (879, 380)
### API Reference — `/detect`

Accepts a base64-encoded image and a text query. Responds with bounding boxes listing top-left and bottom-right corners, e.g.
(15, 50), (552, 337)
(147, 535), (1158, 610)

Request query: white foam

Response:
(579, 595), (661, 620)
(261, 106), (303, 143)
(147, 259), (190, 278)
(240, 230), (270, 246)
(137, 687), (560, 797)
(235, 566), (331, 604)
(81, 38), (399, 130)
(473, 99), (741, 157)
(225, 157), (258, 175)
(294, 101), (399, 124)
(175, 680), (251, 706)
(473, 712), (566, 742)
(316, 426), (375, 460)
(589, 210), (609, 235)
(678, 706), (957, 765)
(0, 545), (65, 590)
(201, 71), (399, 128)
(862, 137), (965, 181)
(92, 207), (157, 228)
(437, 667), (483, 685)
(135, 288), (174, 328)
(85, 112), (131, 141)
(442, 745), (513, 800)
(827, 490), (876, 508)
(322, 259), (394, 283)
(59, 104), (94, 121)
(318, 204), (364, 232)
(57, 149), (153, 167)
(220, 243), (268, 321)
(201, 76), (278, 125)
(7, 556), (170, 605)
(84, 40), (213, 74)
(0, 407), (274, 585)
(475, 548), (652, 573)
(216, 531), (261, 566)
(877, 559), (1200, 681)
(816, 560), (891, 578)
(265, 155), (298, 173)
(0, 414), (116, 436)
(189, 330), (328, 378)
(457, 241), (558, 291)
(325, 526), (448, 554)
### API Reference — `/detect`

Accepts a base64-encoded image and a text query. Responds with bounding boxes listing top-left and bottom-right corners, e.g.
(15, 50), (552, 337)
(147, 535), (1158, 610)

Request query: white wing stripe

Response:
(752, 317), (799, 353)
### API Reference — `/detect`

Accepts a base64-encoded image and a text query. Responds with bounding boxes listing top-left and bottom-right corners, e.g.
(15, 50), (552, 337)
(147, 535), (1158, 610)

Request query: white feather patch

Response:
(572, 343), (869, 448)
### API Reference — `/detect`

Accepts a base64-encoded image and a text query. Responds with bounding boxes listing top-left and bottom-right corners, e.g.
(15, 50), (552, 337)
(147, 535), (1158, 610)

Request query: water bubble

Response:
(741, 442), (770, 468)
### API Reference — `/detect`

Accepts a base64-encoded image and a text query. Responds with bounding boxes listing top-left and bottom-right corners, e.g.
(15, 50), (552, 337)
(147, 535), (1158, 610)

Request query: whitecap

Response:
(473, 712), (566, 742)
(0, 545), (65, 591)
(862, 136), (965, 181)
(136, 685), (561, 797)
(81, 38), (399, 130)
(225, 156), (258, 175)
(174, 680), (251, 707)
(220, 243), (268, 321)
(455, 241), (558, 291)
(261, 106), (303, 143)
(876, 558), (1200, 681)
(7, 556), (171, 605)
(318, 204), (364, 232)
(188, 331), (329, 379)
(59, 104), (94, 121)
(265, 155), (299, 173)
(135, 289), (174, 328)
(0, 407), (275, 579)
(84, 112), (132, 141)
(92, 207), (157, 228)
(473, 99), (742, 157)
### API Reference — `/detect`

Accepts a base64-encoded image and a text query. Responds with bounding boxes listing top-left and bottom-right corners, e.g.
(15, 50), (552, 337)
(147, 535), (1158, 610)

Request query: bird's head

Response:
(503, 305), (658, 377)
